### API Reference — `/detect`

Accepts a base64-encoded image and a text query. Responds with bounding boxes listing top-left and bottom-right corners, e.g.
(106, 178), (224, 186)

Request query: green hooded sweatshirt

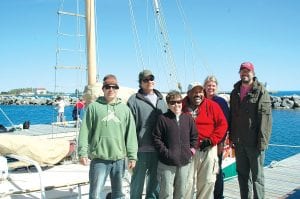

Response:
(78, 96), (138, 161)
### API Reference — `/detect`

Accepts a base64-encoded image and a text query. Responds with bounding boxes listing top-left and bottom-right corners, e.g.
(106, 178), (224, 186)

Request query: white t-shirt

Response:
(57, 100), (65, 113)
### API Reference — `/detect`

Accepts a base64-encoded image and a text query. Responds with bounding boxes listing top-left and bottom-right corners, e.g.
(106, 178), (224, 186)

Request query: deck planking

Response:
(224, 153), (300, 199)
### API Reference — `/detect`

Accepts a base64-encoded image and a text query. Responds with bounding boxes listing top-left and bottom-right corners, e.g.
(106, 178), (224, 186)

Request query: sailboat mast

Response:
(85, 0), (97, 85)
(83, 0), (102, 105)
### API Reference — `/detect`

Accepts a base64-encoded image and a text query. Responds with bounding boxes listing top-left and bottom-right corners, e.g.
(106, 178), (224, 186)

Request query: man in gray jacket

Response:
(229, 62), (272, 199)
(127, 69), (168, 199)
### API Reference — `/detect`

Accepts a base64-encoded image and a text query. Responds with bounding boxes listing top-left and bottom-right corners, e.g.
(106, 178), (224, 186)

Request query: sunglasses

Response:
(142, 76), (155, 83)
(103, 85), (119, 90)
(168, 100), (182, 105)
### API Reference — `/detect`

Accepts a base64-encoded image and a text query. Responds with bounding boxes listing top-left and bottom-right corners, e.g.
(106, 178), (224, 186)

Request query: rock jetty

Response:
(0, 94), (299, 109)
(271, 95), (300, 109)
(0, 95), (77, 106)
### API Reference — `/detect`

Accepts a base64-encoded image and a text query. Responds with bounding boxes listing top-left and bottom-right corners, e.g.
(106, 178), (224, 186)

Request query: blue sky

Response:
(1, 0), (299, 93)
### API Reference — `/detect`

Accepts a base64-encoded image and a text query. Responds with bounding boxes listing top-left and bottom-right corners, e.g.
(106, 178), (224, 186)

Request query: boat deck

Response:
(7, 123), (79, 140)
(224, 153), (300, 198)
(1, 154), (299, 199)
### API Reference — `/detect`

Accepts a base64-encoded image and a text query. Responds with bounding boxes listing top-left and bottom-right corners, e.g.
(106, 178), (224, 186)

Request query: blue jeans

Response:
(130, 152), (159, 199)
(89, 158), (125, 199)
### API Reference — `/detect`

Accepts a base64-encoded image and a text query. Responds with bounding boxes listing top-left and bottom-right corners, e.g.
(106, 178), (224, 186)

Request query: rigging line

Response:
(152, 0), (179, 90)
(175, 0), (213, 75)
(0, 107), (15, 127)
(269, 143), (300, 148)
(128, 0), (145, 68)
(54, 0), (64, 94)
(146, 0), (151, 70)
(146, 9), (170, 90)
(151, 14), (172, 90)
(75, 0), (85, 92)
(154, 19), (173, 90)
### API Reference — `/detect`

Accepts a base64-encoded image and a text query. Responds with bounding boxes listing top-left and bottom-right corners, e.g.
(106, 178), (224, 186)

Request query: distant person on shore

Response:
(182, 82), (228, 199)
(55, 96), (66, 122)
(72, 98), (85, 126)
(127, 69), (168, 199)
(77, 74), (138, 198)
(203, 75), (229, 199)
(153, 90), (198, 198)
(229, 62), (272, 199)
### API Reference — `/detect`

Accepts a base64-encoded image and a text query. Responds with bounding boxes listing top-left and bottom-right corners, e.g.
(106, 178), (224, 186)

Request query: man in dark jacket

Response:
(229, 62), (272, 199)
(127, 69), (168, 199)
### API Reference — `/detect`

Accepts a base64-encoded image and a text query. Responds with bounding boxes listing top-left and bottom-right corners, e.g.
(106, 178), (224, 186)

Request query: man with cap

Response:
(127, 69), (168, 199)
(229, 62), (272, 199)
(78, 74), (138, 199)
(182, 82), (228, 199)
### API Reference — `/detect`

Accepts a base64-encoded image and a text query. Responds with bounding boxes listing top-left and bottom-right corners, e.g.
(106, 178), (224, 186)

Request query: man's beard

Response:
(241, 76), (250, 84)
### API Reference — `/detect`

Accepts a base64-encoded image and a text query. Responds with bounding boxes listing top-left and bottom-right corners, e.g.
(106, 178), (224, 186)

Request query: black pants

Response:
(214, 151), (224, 199)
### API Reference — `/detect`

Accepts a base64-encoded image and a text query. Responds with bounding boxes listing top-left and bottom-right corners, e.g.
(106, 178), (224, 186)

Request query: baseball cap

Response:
(103, 74), (119, 87)
(187, 82), (203, 92)
(240, 62), (254, 72)
(138, 69), (154, 82)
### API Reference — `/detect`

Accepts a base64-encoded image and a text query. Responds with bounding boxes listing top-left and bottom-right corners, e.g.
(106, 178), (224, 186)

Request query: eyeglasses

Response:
(142, 76), (154, 83)
(168, 100), (182, 105)
(103, 85), (119, 90)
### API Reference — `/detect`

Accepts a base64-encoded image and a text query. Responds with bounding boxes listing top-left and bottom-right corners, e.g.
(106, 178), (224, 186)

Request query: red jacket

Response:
(182, 97), (227, 146)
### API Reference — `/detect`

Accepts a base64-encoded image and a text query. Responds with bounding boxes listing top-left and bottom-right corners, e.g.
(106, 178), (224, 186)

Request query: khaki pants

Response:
(184, 145), (219, 199)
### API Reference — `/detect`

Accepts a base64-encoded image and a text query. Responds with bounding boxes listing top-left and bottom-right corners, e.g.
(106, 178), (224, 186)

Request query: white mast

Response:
(85, 0), (97, 85)
(83, 0), (102, 105)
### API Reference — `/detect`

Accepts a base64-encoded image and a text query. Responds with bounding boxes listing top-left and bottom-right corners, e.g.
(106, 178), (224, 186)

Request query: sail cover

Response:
(0, 134), (70, 167)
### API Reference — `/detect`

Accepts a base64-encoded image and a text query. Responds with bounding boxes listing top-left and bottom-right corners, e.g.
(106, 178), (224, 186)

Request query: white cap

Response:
(187, 82), (203, 92)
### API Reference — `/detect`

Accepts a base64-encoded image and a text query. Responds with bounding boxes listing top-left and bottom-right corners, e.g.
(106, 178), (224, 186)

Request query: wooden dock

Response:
(224, 153), (300, 199)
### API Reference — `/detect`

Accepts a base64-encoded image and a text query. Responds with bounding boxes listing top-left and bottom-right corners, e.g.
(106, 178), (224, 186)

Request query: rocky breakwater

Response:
(1, 94), (300, 110)
(217, 93), (300, 110)
(271, 94), (300, 109)
(0, 95), (77, 106)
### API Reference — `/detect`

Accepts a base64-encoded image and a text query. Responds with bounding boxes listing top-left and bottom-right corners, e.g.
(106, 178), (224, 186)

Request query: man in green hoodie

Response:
(78, 74), (138, 199)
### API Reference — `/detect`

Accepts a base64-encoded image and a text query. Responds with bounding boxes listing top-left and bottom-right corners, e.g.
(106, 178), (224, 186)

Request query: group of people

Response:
(77, 61), (273, 199)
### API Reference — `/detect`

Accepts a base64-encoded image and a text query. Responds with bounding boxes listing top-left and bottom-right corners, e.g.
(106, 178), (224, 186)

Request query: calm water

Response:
(1, 90), (300, 166)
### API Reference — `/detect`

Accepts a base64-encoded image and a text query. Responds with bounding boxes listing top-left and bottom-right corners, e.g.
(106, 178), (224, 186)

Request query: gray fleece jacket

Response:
(127, 89), (168, 152)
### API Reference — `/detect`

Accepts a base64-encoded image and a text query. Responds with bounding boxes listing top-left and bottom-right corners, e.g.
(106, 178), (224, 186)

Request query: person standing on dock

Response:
(78, 74), (138, 199)
(72, 97), (85, 127)
(203, 75), (229, 199)
(127, 69), (168, 199)
(153, 90), (198, 199)
(55, 96), (66, 122)
(182, 82), (228, 199)
(229, 62), (272, 199)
